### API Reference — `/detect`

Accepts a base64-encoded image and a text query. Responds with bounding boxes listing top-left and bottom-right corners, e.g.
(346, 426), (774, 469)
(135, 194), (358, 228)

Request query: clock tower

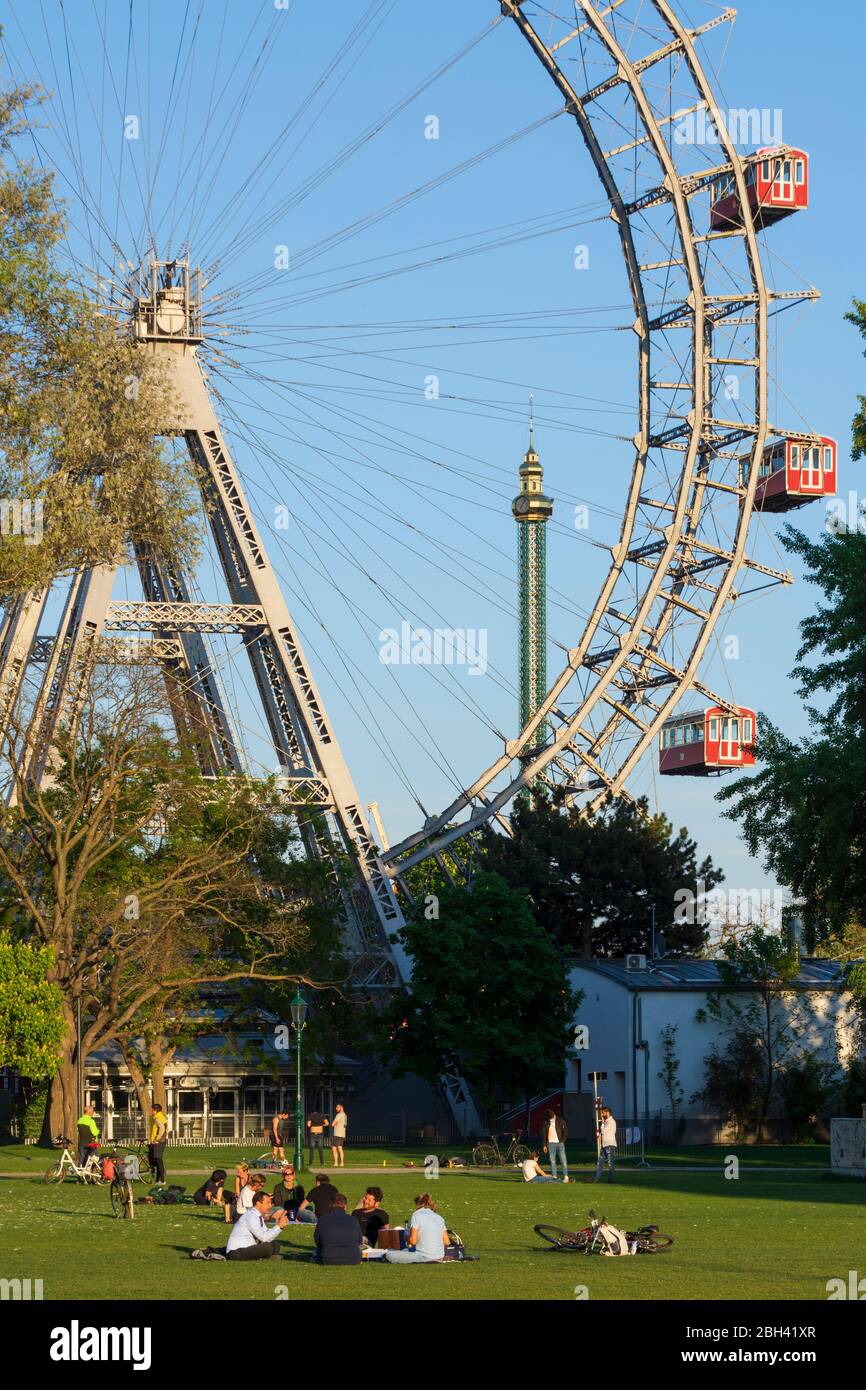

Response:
(512, 410), (553, 748)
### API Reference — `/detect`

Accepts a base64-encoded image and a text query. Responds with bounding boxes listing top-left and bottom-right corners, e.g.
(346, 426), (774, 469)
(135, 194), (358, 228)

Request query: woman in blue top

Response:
(384, 1193), (451, 1264)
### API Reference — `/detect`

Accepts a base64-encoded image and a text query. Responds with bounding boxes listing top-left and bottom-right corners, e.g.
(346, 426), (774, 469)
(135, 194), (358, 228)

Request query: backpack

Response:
(595, 1220), (634, 1256)
(443, 1229), (467, 1261)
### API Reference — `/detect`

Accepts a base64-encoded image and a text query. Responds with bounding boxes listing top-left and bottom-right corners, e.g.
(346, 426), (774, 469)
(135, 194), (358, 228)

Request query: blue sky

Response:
(3, 1), (865, 899)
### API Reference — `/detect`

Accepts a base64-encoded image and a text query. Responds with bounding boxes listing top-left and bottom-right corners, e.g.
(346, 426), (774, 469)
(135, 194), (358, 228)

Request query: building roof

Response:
(570, 957), (852, 992)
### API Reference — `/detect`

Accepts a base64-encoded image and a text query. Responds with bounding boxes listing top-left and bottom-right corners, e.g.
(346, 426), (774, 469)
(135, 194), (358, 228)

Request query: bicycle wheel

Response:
(43, 1165), (64, 1184)
(472, 1144), (496, 1168)
(110, 1178), (127, 1217)
(511, 1144), (531, 1166)
(137, 1148), (154, 1181)
(636, 1233), (674, 1253)
(83, 1164), (103, 1186)
(534, 1224), (589, 1252)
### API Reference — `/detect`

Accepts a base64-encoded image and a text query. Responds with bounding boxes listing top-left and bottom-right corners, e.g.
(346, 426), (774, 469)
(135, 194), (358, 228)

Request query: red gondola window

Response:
(795, 159), (805, 184)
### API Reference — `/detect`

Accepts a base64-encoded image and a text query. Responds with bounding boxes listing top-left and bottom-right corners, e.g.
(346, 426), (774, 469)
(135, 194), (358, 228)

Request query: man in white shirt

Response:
(542, 1109), (569, 1183)
(521, 1151), (557, 1183)
(592, 1107), (617, 1184)
(226, 1190), (287, 1261)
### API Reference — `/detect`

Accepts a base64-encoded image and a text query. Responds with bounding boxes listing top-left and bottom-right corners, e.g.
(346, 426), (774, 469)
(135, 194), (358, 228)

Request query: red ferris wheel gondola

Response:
(659, 706), (756, 777)
(710, 146), (809, 231)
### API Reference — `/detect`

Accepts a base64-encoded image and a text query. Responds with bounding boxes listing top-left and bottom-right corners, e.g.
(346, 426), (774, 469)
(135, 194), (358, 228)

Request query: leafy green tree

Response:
(480, 794), (721, 957)
(0, 667), (323, 1141)
(778, 1057), (834, 1142)
(718, 526), (866, 947)
(692, 1030), (766, 1139)
(0, 934), (63, 1079)
(845, 298), (866, 460)
(693, 925), (837, 1132)
(0, 61), (198, 600)
(657, 1023), (685, 1137)
(380, 871), (579, 1124)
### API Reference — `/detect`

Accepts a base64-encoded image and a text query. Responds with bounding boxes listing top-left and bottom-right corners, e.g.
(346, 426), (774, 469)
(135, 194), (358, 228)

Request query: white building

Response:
(566, 956), (860, 1143)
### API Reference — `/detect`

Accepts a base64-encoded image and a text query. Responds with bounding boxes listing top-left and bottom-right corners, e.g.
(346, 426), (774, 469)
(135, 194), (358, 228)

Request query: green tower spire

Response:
(512, 403), (553, 748)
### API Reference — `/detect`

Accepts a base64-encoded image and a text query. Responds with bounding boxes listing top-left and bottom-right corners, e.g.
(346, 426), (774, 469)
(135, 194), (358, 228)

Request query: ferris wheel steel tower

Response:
(0, 1), (827, 1133)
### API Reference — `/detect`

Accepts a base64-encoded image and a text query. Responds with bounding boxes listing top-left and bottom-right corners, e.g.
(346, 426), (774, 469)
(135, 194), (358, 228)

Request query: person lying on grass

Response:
(384, 1193), (451, 1264)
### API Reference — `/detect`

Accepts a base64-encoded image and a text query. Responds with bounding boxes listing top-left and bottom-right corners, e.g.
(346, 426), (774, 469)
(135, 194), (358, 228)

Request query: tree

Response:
(0, 933), (63, 1079)
(480, 794), (721, 957)
(718, 525), (866, 947)
(693, 925), (837, 1133)
(692, 1031), (766, 1139)
(778, 1057), (834, 1142)
(0, 666), (331, 1141)
(845, 298), (866, 460)
(657, 1023), (685, 1138)
(0, 61), (198, 600)
(379, 871), (579, 1122)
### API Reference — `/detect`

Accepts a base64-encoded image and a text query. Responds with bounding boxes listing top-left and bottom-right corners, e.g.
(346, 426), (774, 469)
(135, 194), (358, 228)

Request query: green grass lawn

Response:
(0, 1139), (834, 1174)
(1, 1152), (863, 1301)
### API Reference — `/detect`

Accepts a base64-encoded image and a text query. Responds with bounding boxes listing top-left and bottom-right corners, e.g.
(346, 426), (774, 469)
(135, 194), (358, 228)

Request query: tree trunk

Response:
(40, 1015), (78, 1146)
(117, 1040), (151, 1120)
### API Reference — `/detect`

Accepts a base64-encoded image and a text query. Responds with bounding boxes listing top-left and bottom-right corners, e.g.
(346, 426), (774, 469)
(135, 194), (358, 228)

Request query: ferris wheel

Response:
(1, 4), (827, 1038)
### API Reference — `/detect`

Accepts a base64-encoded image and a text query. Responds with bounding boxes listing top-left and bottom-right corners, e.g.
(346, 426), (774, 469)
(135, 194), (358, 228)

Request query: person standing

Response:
(306, 1107), (328, 1166)
(225, 1190), (288, 1261)
(330, 1103), (347, 1167)
(148, 1101), (168, 1185)
(76, 1104), (100, 1168)
(542, 1108), (569, 1183)
(593, 1106), (617, 1183)
(268, 1109), (290, 1162)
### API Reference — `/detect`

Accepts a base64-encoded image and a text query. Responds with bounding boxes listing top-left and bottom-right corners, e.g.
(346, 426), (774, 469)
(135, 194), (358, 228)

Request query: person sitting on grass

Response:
(272, 1163), (305, 1219)
(296, 1171), (338, 1225)
(521, 1151), (557, 1183)
(384, 1193), (450, 1264)
(236, 1172), (267, 1218)
(313, 1193), (362, 1265)
(193, 1169), (227, 1207)
(353, 1186), (390, 1248)
(225, 1190), (288, 1262)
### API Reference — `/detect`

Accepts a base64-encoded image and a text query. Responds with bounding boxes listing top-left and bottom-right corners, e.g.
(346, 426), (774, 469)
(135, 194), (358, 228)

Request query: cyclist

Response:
(76, 1105), (100, 1168)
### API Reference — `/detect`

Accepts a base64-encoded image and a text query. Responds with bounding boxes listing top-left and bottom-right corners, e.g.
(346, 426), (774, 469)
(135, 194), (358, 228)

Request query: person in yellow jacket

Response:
(148, 1103), (168, 1185)
(76, 1105), (100, 1167)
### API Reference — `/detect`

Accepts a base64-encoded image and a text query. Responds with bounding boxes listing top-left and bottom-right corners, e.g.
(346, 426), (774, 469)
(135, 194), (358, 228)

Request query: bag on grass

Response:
(596, 1220), (634, 1256)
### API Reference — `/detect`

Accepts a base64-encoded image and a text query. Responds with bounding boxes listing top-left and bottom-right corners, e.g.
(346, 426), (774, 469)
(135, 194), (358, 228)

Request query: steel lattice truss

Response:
(0, 1), (821, 1131)
(380, 0), (816, 887)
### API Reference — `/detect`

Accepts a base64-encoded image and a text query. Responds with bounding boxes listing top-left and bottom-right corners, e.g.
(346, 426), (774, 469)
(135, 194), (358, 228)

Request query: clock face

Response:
(514, 495), (531, 515)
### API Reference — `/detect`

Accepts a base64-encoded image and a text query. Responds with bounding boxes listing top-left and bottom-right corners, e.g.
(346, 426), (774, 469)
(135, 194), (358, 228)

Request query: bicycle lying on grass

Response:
(535, 1210), (673, 1254)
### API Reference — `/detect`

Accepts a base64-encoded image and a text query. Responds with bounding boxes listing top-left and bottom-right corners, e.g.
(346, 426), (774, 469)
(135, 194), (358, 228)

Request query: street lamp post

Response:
(290, 988), (308, 1172)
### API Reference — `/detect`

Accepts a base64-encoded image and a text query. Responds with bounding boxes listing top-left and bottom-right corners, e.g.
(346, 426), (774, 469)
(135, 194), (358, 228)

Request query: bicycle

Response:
(472, 1132), (531, 1169)
(42, 1137), (104, 1185)
(109, 1156), (138, 1219)
(534, 1210), (673, 1254)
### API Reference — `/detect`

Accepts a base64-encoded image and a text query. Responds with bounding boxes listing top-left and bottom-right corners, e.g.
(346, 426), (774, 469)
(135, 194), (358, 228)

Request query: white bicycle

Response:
(43, 1136), (104, 1185)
